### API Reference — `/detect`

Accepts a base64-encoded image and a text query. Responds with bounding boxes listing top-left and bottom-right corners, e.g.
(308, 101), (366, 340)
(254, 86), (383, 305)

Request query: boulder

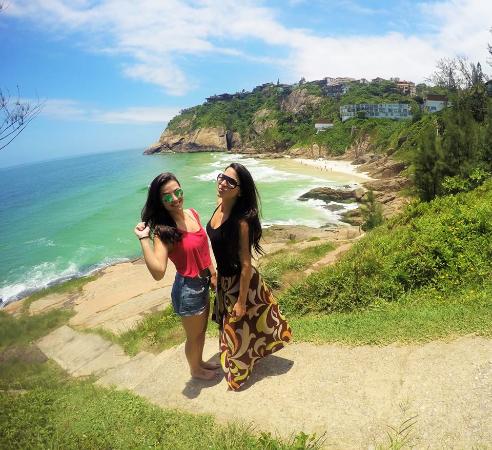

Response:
(299, 187), (360, 203)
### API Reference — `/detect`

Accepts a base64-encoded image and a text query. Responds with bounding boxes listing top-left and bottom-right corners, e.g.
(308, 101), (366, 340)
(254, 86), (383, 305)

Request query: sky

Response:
(0, 0), (491, 168)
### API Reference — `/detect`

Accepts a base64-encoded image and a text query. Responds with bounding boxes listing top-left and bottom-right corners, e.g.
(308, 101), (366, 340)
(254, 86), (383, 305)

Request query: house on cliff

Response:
(392, 78), (416, 96)
(486, 80), (492, 97)
(424, 94), (448, 113)
(315, 120), (334, 133)
(340, 103), (412, 122)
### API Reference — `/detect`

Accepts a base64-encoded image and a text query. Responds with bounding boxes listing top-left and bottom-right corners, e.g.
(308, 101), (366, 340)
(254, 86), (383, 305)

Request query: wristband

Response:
(138, 236), (150, 241)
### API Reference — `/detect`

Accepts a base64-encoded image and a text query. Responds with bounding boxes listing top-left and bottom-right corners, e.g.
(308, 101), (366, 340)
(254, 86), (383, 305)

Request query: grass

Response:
(259, 242), (335, 290)
(0, 309), (73, 352)
(289, 280), (492, 345)
(19, 274), (97, 313)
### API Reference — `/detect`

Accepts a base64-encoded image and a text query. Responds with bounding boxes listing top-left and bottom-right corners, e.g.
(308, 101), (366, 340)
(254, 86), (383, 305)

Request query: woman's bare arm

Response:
(139, 234), (169, 281)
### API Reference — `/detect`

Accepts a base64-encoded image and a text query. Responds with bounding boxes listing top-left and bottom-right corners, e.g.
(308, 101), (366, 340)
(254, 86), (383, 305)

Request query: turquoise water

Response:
(0, 150), (360, 305)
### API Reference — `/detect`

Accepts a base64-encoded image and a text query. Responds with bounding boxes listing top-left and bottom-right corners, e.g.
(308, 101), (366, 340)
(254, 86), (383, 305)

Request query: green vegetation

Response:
(278, 179), (492, 342)
(260, 242), (335, 290)
(360, 190), (384, 231)
(0, 311), (321, 449)
(0, 309), (73, 351)
(290, 281), (492, 345)
(341, 80), (413, 105)
(413, 89), (492, 201)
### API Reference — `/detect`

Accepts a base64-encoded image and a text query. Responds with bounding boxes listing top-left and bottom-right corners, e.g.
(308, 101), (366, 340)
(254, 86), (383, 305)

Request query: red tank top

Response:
(168, 209), (212, 277)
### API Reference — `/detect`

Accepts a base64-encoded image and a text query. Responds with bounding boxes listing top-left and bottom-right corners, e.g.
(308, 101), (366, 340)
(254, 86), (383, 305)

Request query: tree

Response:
(0, 4), (43, 150)
(413, 121), (446, 201)
(488, 27), (492, 67)
(360, 190), (384, 231)
(428, 56), (486, 91)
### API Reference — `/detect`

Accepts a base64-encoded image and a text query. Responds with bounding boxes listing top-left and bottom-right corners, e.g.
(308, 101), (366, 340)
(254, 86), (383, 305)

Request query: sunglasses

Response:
(162, 187), (184, 203)
(217, 173), (240, 189)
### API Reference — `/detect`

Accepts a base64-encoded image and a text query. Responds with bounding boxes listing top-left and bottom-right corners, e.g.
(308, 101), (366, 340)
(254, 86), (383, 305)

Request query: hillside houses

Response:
(340, 103), (412, 122)
(424, 94), (448, 113)
(315, 120), (334, 133)
(392, 78), (416, 96)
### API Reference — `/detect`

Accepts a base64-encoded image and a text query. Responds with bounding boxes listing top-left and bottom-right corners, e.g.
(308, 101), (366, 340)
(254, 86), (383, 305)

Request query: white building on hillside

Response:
(340, 103), (412, 122)
(424, 94), (448, 113)
(315, 121), (334, 133)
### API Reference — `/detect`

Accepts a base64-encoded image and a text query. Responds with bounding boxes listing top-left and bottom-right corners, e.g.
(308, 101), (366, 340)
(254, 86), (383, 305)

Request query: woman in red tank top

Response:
(134, 172), (219, 380)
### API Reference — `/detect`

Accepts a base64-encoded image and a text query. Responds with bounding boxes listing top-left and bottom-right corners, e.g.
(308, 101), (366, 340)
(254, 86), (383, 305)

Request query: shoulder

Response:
(187, 208), (200, 220)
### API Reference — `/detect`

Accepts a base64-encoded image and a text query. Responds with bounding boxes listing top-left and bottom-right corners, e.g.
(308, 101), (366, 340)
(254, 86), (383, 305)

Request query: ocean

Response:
(0, 149), (362, 305)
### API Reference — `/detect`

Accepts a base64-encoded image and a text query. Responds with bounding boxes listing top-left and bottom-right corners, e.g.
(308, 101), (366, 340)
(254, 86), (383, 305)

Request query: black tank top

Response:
(206, 211), (241, 277)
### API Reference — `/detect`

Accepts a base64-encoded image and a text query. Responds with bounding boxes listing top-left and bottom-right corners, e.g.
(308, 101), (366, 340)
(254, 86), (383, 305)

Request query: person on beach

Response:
(206, 163), (292, 390)
(134, 172), (218, 380)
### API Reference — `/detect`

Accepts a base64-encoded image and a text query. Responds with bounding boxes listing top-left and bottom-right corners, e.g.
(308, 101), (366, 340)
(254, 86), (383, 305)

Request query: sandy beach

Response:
(292, 157), (373, 180)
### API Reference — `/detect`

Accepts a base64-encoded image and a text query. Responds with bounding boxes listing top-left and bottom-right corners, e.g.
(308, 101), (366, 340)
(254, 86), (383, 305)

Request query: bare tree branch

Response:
(0, 88), (44, 151)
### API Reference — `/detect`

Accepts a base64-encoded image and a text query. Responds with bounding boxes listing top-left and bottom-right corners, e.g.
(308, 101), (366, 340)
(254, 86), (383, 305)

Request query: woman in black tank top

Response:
(207, 163), (292, 390)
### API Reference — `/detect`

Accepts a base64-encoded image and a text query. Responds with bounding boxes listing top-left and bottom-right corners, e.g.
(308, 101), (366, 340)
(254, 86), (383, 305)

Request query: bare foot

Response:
(200, 360), (221, 370)
(191, 367), (217, 380)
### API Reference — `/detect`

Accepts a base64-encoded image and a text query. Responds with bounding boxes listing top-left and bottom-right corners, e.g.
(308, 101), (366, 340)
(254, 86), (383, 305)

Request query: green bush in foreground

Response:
(280, 179), (492, 315)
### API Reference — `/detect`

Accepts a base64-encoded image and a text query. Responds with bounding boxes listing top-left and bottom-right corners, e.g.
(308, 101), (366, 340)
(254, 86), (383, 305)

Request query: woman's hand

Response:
(231, 301), (246, 320)
(134, 222), (150, 239)
(209, 272), (217, 291)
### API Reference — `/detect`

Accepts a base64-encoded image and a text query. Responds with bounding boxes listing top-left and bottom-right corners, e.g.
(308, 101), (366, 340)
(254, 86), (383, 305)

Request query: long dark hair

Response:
(227, 162), (263, 255)
(141, 172), (183, 245)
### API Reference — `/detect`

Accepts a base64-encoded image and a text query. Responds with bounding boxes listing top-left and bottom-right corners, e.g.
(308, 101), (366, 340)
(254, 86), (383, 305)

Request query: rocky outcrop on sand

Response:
(144, 127), (239, 154)
(299, 186), (365, 203)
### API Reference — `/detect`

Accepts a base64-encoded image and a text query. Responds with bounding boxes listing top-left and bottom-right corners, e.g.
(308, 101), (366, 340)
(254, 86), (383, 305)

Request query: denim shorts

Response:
(171, 273), (210, 317)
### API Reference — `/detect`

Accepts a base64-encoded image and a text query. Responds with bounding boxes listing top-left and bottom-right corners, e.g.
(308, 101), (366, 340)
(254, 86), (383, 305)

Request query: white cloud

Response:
(97, 107), (181, 124)
(6, 0), (492, 93)
(39, 99), (181, 124)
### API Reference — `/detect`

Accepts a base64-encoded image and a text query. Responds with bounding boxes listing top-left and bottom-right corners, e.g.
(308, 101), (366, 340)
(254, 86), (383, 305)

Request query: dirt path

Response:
(37, 325), (492, 449)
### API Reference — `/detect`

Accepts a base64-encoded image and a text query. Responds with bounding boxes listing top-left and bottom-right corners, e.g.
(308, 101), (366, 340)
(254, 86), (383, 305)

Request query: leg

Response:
(181, 309), (217, 380)
(198, 302), (220, 370)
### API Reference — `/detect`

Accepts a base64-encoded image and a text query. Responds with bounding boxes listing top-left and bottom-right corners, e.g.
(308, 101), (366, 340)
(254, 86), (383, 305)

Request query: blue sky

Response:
(1, 0), (491, 168)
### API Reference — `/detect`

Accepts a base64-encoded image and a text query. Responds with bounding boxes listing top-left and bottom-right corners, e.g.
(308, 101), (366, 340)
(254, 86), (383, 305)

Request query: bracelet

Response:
(138, 236), (150, 241)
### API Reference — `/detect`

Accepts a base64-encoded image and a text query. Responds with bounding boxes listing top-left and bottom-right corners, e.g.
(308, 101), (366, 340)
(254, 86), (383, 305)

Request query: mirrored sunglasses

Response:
(162, 187), (184, 203)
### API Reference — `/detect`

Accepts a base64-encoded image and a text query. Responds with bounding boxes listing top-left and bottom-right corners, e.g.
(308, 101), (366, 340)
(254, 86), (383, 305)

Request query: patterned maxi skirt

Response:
(213, 266), (292, 390)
